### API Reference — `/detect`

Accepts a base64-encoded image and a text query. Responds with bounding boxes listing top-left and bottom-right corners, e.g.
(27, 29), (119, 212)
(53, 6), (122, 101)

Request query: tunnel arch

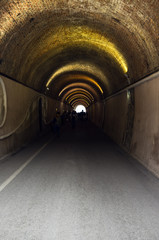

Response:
(72, 99), (89, 108)
(58, 83), (99, 101)
(1, 0), (159, 101)
(61, 89), (94, 103)
(45, 65), (107, 98)
(68, 94), (92, 105)
(0, 0), (159, 179)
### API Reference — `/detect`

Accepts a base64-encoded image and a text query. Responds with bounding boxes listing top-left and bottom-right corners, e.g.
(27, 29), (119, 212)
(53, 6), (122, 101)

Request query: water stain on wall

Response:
(152, 134), (159, 165)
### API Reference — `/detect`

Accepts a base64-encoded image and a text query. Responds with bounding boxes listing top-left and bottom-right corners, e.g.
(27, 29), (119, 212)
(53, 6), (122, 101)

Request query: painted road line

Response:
(0, 139), (51, 193)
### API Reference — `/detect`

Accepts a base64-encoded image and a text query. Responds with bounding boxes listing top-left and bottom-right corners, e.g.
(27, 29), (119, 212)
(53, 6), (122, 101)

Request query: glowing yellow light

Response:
(68, 96), (91, 103)
(46, 62), (104, 94)
(65, 90), (94, 101)
(62, 88), (94, 102)
(69, 97), (90, 105)
(58, 83), (97, 98)
(2, 3), (157, 85)
(41, 25), (128, 75)
(63, 74), (103, 94)
(68, 95), (91, 104)
(71, 99), (89, 107)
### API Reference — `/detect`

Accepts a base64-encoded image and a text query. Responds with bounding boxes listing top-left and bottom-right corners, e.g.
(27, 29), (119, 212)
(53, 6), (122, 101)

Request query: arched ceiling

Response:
(0, 0), (159, 107)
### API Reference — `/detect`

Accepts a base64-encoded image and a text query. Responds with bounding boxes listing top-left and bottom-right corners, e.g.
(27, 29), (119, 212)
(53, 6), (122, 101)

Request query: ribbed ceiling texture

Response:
(0, 0), (159, 107)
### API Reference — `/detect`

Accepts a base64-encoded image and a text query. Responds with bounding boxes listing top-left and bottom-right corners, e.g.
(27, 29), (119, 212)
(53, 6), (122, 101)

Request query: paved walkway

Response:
(0, 121), (159, 240)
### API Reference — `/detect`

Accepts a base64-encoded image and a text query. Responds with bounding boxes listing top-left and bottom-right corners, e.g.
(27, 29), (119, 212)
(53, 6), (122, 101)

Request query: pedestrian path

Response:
(0, 121), (159, 240)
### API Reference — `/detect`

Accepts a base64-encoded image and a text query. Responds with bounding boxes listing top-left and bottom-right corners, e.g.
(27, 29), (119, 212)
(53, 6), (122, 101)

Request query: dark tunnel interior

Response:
(0, 0), (159, 179)
(1, 1), (159, 239)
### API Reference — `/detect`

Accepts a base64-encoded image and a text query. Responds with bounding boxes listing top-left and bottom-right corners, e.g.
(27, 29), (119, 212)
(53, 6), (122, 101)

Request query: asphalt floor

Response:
(0, 120), (159, 240)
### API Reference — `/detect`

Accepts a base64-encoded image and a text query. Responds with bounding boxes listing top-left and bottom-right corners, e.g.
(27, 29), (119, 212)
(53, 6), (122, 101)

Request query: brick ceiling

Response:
(0, 0), (159, 103)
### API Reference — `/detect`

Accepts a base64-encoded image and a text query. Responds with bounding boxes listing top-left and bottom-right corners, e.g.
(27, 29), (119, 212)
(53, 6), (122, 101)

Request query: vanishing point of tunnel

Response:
(0, 0), (159, 239)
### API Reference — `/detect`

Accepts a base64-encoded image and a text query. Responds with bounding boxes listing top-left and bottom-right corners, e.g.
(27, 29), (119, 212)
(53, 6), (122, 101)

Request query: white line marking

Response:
(0, 140), (51, 193)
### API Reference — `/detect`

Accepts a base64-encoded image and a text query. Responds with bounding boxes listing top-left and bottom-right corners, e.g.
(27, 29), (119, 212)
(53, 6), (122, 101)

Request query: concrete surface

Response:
(0, 75), (69, 159)
(89, 74), (159, 177)
(131, 76), (159, 177)
(0, 121), (159, 240)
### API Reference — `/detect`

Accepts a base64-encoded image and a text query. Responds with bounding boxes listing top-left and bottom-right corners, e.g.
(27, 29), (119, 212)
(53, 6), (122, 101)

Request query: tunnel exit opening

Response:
(75, 105), (86, 113)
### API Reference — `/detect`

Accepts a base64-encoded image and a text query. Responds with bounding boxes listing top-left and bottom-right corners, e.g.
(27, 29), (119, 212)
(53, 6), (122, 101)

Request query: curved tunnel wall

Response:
(1, 73), (159, 178)
(88, 72), (159, 178)
(0, 1), (159, 178)
(1, 0), (159, 97)
(0, 75), (70, 159)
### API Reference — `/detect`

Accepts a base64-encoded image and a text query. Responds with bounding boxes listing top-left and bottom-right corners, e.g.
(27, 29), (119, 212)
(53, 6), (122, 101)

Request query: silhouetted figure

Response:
(79, 110), (85, 121)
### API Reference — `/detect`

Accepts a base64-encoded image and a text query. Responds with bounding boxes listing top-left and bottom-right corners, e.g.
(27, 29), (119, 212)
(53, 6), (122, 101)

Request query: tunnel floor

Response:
(0, 121), (159, 239)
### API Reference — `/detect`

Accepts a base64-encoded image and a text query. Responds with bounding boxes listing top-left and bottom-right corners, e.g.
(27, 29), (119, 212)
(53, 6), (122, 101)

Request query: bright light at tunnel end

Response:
(75, 105), (86, 113)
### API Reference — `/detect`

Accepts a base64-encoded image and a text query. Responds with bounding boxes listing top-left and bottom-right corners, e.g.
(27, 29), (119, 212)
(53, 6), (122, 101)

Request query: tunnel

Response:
(0, 0), (159, 239)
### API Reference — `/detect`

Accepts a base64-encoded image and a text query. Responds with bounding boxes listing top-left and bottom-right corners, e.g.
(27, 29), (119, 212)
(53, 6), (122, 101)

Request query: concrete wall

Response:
(103, 92), (128, 147)
(88, 93), (128, 147)
(89, 73), (159, 178)
(88, 102), (104, 129)
(131, 77), (159, 177)
(0, 75), (67, 159)
(2, 72), (159, 178)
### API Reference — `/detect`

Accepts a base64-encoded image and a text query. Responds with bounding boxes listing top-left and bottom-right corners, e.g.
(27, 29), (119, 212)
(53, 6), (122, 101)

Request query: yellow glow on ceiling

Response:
(41, 25), (128, 74)
(1, 2), (157, 78)
(58, 83), (97, 98)
(73, 102), (89, 108)
(71, 99), (89, 107)
(65, 90), (94, 101)
(46, 62), (105, 94)
(68, 94), (91, 104)
(68, 97), (90, 105)
(62, 88), (94, 101)
(62, 74), (103, 95)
